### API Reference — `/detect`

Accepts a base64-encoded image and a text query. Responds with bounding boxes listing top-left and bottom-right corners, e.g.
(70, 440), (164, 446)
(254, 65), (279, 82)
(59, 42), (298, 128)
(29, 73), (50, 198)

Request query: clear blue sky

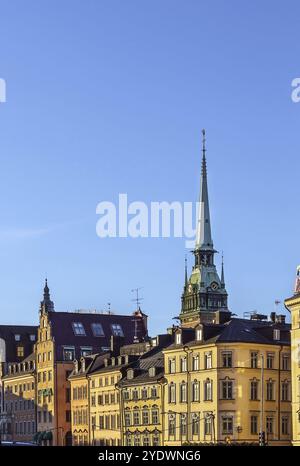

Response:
(0, 1), (299, 335)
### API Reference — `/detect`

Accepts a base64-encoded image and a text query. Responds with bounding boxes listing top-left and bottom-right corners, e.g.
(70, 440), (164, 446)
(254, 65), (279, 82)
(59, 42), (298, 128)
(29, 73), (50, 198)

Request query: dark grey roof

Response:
(47, 311), (148, 361)
(167, 317), (291, 350)
(0, 325), (37, 364)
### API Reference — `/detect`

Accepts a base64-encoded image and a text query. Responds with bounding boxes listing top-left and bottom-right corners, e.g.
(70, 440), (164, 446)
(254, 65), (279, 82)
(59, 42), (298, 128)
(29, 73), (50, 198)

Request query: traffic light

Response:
(259, 431), (266, 446)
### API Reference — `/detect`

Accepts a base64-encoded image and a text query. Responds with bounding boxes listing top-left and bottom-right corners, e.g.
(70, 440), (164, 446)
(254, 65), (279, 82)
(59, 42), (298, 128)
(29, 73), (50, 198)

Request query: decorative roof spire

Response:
(44, 278), (50, 300)
(195, 129), (213, 250)
(185, 255), (188, 286)
(40, 278), (54, 313)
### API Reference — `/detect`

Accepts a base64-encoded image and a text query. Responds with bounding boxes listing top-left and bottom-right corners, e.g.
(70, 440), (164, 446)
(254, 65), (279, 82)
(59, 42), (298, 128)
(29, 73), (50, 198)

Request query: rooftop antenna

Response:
(274, 300), (281, 312)
(131, 287), (144, 310)
(131, 288), (144, 344)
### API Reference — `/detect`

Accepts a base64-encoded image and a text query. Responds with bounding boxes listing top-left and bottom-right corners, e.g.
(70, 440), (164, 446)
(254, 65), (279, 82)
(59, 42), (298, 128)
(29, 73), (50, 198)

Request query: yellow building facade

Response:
(2, 354), (36, 443)
(88, 358), (122, 446)
(118, 361), (165, 446)
(163, 322), (291, 446)
(69, 358), (90, 446)
(285, 265), (300, 446)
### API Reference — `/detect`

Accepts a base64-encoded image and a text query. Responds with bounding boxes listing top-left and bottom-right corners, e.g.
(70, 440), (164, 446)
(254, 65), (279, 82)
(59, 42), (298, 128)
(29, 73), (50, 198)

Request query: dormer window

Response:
(273, 329), (280, 341)
(149, 367), (156, 377)
(111, 324), (124, 337)
(196, 328), (203, 341)
(127, 369), (134, 380)
(29, 334), (36, 342)
(91, 323), (105, 337)
(14, 334), (21, 341)
(80, 347), (92, 357)
(72, 322), (86, 336)
(175, 332), (182, 345)
(63, 346), (75, 361)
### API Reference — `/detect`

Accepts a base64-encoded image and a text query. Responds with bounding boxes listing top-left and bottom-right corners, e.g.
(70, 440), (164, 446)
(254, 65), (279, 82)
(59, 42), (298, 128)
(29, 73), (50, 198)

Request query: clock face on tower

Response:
(210, 281), (219, 291)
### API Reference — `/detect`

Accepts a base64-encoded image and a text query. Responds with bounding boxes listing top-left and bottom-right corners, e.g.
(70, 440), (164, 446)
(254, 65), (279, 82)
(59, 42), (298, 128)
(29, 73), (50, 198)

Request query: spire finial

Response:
(201, 128), (207, 177)
(185, 255), (188, 286)
(202, 128), (206, 153)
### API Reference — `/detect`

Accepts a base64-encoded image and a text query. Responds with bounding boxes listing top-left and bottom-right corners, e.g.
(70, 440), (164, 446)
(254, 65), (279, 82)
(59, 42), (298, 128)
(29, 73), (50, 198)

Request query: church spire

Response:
(195, 129), (213, 250)
(179, 131), (229, 327)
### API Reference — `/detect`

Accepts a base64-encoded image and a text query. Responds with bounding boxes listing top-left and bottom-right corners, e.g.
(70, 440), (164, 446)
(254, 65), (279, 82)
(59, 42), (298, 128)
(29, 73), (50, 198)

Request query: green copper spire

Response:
(195, 129), (213, 250)
(179, 131), (229, 327)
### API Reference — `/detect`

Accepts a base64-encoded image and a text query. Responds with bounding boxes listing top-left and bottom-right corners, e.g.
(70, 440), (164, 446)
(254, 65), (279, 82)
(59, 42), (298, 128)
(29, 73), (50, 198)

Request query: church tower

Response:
(179, 130), (230, 327)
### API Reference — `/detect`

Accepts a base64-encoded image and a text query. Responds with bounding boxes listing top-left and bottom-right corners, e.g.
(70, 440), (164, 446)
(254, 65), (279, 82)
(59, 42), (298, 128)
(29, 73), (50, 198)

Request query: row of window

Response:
(73, 434), (89, 446)
(73, 385), (88, 400)
(123, 386), (158, 401)
(167, 378), (290, 402)
(242, 415), (290, 436)
(37, 410), (53, 423)
(168, 353), (212, 373)
(124, 407), (159, 427)
(5, 399), (35, 412)
(91, 374), (120, 389)
(14, 333), (36, 342)
(168, 380), (213, 403)
(73, 409), (88, 425)
(91, 392), (119, 406)
(168, 413), (207, 437)
(72, 322), (123, 337)
(5, 382), (35, 394)
(125, 431), (160, 447)
(167, 351), (290, 373)
(91, 414), (120, 431)
(93, 438), (121, 446)
(250, 352), (290, 370)
(37, 370), (52, 383)
(166, 414), (290, 438)
(250, 379), (290, 401)
(15, 421), (36, 435)
(37, 352), (52, 364)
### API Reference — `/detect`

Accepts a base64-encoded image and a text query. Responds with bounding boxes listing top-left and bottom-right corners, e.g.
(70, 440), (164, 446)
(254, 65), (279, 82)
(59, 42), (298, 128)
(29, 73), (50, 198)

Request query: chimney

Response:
(270, 312), (276, 323)
(110, 335), (124, 354)
(275, 314), (286, 324)
(74, 360), (78, 373)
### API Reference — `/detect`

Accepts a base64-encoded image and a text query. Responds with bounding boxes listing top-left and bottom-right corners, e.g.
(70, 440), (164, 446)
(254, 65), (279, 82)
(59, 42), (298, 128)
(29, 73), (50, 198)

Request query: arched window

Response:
(192, 380), (200, 402)
(204, 378), (213, 401)
(180, 382), (187, 403)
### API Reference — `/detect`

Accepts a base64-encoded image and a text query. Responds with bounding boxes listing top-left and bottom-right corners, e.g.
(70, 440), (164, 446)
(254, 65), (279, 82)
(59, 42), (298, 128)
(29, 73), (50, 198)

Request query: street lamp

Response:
(183, 346), (193, 444)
